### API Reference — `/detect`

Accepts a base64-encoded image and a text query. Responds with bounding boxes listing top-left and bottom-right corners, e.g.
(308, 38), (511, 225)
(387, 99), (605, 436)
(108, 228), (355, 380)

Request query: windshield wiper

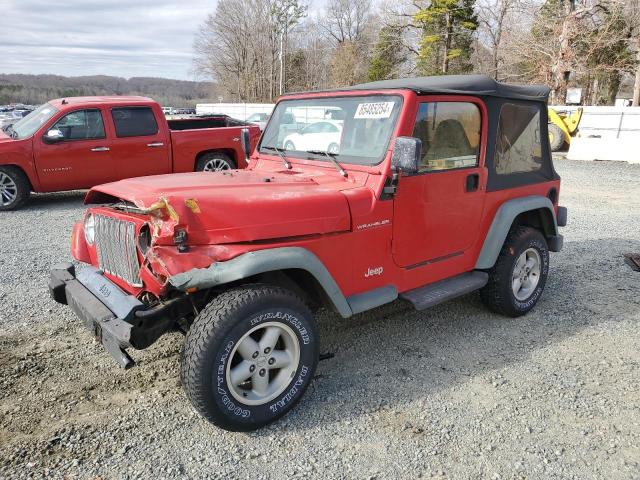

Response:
(305, 150), (347, 177)
(262, 145), (292, 170)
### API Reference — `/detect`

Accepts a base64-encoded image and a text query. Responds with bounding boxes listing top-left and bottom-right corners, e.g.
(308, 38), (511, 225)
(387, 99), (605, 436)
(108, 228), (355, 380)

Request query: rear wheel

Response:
(548, 123), (565, 151)
(480, 226), (549, 317)
(180, 284), (319, 431)
(284, 141), (295, 151)
(0, 166), (30, 211)
(196, 152), (236, 172)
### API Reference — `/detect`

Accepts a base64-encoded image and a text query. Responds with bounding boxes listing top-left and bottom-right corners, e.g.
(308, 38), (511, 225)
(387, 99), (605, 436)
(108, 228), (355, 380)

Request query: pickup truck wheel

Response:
(0, 166), (30, 211)
(480, 226), (549, 317)
(180, 284), (319, 431)
(197, 152), (235, 172)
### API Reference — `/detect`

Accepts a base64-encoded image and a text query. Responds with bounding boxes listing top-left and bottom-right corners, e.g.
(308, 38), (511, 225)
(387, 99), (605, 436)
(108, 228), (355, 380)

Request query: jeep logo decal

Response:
(365, 266), (384, 278)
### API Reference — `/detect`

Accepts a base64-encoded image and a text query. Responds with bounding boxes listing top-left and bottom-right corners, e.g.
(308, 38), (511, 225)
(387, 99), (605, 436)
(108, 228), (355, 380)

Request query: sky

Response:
(1, 0), (331, 81)
(1, 0), (216, 80)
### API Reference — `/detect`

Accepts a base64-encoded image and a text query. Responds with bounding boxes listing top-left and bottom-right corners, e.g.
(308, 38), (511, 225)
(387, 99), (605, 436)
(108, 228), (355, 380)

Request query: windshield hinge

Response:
(382, 169), (399, 198)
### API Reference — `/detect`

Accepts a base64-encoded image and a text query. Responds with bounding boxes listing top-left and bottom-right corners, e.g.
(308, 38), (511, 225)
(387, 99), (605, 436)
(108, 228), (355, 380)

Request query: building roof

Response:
(343, 75), (550, 102)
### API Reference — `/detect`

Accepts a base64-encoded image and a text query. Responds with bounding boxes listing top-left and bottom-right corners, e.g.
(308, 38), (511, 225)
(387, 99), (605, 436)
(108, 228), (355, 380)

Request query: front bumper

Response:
(50, 262), (192, 369)
(49, 263), (143, 368)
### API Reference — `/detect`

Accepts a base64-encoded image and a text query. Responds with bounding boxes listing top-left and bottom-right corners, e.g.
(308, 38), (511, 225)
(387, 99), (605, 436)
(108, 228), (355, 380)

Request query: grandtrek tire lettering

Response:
(269, 365), (309, 413)
(250, 311), (310, 344)
(181, 284), (319, 431)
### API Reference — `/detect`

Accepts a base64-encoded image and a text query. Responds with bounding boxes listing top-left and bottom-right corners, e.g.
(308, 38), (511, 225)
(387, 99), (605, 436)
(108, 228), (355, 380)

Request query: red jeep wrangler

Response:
(50, 75), (567, 431)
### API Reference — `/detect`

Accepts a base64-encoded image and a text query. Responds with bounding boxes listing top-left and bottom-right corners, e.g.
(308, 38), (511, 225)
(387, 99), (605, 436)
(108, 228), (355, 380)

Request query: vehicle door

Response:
(107, 106), (171, 180)
(33, 108), (116, 191)
(392, 98), (487, 268)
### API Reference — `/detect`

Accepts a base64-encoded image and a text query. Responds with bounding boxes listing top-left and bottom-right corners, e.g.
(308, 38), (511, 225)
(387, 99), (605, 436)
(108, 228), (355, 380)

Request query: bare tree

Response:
(622, 0), (640, 105)
(324, 0), (372, 44)
(287, 20), (333, 91)
(193, 0), (304, 102)
(475, 0), (524, 80)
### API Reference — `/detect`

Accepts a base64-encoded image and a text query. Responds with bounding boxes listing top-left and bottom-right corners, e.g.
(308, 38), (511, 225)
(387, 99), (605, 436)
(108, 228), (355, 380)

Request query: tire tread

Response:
(180, 284), (313, 430)
(480, 226), (547, 317)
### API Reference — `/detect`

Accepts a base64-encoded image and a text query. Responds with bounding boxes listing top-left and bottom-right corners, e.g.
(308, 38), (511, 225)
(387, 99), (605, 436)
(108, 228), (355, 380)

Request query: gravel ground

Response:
(1, 159), (639, 479)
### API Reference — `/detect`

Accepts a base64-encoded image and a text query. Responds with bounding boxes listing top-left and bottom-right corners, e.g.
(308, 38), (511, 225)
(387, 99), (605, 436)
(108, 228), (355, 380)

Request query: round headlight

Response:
(84, 213), (95, 245)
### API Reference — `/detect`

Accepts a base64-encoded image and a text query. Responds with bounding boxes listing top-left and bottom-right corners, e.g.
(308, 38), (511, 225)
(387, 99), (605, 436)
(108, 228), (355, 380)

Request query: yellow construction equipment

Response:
(548, 107), (583, 151)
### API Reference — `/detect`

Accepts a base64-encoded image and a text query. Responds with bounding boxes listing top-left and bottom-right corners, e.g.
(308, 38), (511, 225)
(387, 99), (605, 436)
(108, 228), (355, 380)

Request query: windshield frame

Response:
(258, 93), (404, 168)
(10, 103), (59, 140)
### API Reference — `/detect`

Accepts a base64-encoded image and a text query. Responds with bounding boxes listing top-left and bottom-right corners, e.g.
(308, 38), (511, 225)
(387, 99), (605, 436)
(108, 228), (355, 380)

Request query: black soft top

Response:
(343, 74), (549, 103)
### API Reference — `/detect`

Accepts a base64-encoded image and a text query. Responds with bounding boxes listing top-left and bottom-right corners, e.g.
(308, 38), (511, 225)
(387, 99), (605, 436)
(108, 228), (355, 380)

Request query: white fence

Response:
(556, 106), (640, 140)
(561, 106), (640, 163)
(195, 103), (274, 120)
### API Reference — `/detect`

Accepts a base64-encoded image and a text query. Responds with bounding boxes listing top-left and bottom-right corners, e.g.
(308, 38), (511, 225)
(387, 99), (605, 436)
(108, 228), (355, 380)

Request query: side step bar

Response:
(400, 271), (489, 311)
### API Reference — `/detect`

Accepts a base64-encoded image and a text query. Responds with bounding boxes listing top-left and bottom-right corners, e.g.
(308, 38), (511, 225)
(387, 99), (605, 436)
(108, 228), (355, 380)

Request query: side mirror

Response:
(391, 136), (421, 175)
(240, 128), (251, 162)
(44, 129), (65, 144)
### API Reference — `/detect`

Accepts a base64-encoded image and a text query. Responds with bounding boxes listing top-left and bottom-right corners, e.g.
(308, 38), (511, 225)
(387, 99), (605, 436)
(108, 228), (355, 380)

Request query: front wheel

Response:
(480, 226), (549, 317)
(0, 166), (30, 211)
(180, 284), (319, 431)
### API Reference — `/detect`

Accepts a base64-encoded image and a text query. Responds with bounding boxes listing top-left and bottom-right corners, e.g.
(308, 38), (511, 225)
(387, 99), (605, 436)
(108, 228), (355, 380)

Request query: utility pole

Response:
(279, 10), (288, 96)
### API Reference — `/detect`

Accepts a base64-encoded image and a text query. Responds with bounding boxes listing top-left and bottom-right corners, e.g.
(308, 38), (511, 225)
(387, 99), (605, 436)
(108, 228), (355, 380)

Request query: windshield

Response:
(259, 95), (402, 166)
(10, 103), (58, 139)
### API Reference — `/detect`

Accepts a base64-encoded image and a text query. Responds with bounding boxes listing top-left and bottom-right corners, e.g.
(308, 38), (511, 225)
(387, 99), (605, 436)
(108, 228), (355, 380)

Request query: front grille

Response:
(94, 214), (142, 287)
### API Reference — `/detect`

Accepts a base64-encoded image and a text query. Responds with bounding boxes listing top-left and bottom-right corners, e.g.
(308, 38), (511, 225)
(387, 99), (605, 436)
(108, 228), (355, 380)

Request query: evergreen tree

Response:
(367, 26), (406, 81)
(413, 0), (478, 75)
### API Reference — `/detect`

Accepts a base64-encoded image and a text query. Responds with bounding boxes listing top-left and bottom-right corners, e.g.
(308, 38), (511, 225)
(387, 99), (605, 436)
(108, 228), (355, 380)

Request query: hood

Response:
(0, 129), (14, 143)
(85, 169), (352, 244)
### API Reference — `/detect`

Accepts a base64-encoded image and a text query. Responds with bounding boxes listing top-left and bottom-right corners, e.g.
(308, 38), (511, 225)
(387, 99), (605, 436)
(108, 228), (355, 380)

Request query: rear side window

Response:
(52, 109), (105, 141)
(111, 107), (158, 137)
(412, 102), (481, 172)
(495, 103), (542, 174)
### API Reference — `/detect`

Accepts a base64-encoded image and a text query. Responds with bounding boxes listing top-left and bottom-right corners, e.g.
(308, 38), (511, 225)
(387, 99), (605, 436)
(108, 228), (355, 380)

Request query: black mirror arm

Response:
(382, 166), (400, 196)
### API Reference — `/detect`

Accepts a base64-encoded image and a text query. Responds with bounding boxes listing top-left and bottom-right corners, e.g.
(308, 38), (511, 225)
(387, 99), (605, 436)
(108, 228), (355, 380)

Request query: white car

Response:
(283, 121), (342, 154)
(245, 113), (269, 131)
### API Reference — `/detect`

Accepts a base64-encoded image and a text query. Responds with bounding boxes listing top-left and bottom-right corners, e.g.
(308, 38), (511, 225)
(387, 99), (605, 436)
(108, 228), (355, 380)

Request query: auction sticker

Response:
(354, 102), (395, 119)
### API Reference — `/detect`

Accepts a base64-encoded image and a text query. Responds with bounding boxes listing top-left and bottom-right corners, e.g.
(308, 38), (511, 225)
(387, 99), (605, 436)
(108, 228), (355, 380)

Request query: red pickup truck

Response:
(0, 96), (261, 210)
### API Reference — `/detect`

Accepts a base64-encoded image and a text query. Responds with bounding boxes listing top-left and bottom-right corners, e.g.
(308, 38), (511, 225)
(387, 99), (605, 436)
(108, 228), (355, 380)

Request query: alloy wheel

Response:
(0, 172), (18, 206)
(225, 321), (301, 406)
(512, 248), (541, 301)
(203, 158), (232, 171)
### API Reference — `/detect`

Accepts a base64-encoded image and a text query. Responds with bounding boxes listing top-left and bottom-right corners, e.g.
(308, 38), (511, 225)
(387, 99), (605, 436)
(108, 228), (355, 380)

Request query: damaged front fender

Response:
(168, 247), (353, 318)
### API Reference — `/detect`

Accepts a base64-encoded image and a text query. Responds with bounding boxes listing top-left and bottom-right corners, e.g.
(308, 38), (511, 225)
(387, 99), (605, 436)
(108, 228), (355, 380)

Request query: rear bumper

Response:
(49, 263), (187, 369)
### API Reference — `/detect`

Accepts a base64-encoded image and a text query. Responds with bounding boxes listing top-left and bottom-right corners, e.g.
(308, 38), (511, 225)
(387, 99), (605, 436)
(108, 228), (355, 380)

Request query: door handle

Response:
(147, 142), (164, 147)
(90, 147), (110, 152)
(465, 173), (480, 192)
